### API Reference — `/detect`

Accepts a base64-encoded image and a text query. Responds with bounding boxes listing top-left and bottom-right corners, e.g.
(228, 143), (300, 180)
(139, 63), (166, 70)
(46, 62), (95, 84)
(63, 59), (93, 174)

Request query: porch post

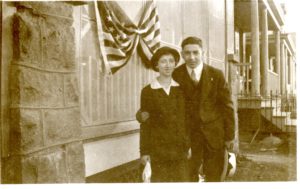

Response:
(280, 40), (286, 93)
(275, 30), (281, 92)
(261, 7), (269, 96)
(286, 49), (290, 88)
(239, 30), (246, 75)
(275, 30), (280, 74)
(251, 0), (260, 96)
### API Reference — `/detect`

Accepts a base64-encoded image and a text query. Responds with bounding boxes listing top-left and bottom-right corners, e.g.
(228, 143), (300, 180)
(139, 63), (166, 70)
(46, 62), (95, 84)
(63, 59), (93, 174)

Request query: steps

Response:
(284, 118), (297, 132)
(260, 99), (297, 132)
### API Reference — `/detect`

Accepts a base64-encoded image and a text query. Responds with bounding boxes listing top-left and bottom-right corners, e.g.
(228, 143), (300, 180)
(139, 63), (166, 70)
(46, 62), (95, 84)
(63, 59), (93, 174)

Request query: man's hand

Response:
(136, 109), (150, 123)
(225, 140), (234, 151)
(141, 155), (150, 165)
(187, 148), (192, 159)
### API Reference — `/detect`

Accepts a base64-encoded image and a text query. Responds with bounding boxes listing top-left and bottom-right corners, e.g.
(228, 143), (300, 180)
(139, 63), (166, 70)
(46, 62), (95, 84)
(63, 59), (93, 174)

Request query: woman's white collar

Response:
(150, 77), (179, 89)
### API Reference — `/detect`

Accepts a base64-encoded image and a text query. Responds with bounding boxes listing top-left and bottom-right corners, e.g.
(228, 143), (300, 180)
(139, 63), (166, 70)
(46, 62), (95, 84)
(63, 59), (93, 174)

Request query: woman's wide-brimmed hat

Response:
(151, 46), (180, 72)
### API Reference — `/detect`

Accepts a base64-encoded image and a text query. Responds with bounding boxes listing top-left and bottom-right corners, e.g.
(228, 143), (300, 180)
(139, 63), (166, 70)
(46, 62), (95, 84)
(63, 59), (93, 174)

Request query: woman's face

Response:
(156, 54), (176, 77)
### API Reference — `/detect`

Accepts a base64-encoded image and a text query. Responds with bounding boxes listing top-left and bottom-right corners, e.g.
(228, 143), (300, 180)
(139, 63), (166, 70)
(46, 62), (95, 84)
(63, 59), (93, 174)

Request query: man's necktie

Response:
(191, 69), (198, 86)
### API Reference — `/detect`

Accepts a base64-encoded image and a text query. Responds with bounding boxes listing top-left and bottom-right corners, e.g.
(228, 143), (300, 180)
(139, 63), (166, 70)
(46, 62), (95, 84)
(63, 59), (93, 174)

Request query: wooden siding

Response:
(157, 1), (184, 45)
(182, 0), (209, 50)
(208, 0), (226, 70)
(76, 4), (157, 128)
(79, 53), (157, 126)
(268, 70), (280, 92)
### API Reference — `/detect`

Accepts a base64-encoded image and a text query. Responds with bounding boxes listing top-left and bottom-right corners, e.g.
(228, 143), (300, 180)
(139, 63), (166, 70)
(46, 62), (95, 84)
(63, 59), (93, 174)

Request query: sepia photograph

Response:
(0, 0), (298, 186)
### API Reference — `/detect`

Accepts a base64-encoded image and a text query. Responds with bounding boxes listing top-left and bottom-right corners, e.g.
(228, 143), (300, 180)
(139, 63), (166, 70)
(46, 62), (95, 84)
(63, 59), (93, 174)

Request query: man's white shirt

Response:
(186, 63), (203, 82)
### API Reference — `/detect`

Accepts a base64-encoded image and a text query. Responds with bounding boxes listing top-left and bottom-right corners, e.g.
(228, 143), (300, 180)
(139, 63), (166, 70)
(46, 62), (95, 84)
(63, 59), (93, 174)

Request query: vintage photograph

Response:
(0, 0), (297, 184)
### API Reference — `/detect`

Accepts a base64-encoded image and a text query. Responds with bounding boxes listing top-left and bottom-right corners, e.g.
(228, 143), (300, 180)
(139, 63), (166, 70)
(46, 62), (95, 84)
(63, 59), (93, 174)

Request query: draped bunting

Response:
(94, 0), (161, 74)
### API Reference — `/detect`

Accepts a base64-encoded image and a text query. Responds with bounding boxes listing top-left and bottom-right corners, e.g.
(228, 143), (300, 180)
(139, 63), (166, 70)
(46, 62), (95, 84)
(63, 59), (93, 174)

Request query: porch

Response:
(238, 90), (297, 146)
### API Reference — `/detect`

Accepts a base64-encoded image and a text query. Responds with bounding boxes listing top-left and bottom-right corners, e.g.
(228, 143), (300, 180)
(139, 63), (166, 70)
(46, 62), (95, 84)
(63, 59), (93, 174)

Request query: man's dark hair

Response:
(181, 36), (203, 49)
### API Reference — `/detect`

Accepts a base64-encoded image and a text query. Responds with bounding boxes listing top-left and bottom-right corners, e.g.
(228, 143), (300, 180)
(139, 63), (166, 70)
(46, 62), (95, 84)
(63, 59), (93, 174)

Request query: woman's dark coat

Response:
(139, 85), (190, 162)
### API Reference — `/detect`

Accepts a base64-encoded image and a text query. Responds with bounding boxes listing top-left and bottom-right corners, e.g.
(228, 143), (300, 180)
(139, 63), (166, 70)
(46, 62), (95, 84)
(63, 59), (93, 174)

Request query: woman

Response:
(139, 46), (190, 182)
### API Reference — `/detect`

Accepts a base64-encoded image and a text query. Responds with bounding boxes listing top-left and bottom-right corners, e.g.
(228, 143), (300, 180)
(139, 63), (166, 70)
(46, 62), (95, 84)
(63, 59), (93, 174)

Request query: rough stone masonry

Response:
(3, 1), (85, 183)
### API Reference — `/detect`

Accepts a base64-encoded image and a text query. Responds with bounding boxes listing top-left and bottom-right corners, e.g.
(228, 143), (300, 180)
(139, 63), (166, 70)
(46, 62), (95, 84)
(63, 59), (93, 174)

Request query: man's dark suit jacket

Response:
(172, 63), (235, 149)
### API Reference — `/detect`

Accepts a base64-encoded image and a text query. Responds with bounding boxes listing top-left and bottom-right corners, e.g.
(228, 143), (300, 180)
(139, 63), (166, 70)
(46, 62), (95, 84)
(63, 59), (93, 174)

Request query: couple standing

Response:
(138, 36), (235, 182)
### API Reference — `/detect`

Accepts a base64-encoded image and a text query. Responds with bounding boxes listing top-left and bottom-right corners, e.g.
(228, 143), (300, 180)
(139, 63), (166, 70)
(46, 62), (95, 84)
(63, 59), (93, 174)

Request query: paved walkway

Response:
(228, 133), (296, 181)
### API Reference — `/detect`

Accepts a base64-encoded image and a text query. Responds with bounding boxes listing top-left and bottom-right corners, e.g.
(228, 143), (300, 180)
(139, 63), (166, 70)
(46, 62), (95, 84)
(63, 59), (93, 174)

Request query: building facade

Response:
(235, 0), (296, 96)
(0, 0), (295, 183)
(235, 0), (297, 134)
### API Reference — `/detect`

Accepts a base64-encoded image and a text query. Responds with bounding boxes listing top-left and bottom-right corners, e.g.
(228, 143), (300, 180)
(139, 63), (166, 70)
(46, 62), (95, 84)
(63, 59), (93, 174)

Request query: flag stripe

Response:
(105, 47), (126, 57)
(142, 16), (160, 38)
(107, 54), (126, 61)
(138, 1), (161, 67)
(103, 33), (131, 48)
(106, 1), (137, 35)
(104, 39), (118, 48)
(143, 23), (160, 41)
(138, 0), (153, 26)
(139, 39), (153, 61)
(121, 38), (135, 52)
(140, 4), (157, 29)
(150, 42), (160, 52)
(95, 0), (161, 74)
(153, 28), (160, 38)
(146, 39), (159, 48)
(110, 60), (126, 67)
(109, 12), (134, 36)
(103, 32), (115, 42)
(94, 1), (112, 74)
(145, 33), (160, 48)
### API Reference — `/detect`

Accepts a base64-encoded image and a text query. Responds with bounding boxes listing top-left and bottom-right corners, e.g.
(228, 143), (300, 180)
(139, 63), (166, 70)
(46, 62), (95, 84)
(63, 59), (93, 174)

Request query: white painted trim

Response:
(261, 0), (284, 30)
(268, 69), (279, 76)
(82, 120), (139, 141)
(83, 132), (140, 177)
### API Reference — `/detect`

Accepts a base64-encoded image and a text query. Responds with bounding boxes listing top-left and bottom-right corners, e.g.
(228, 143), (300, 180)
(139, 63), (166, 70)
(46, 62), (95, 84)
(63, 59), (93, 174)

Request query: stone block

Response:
(13, 11), (42, 68)
(22, 148), (68, 183)
(13, 5), (75, 72)
(10, 109), (43, 154)
(64, 74), (79, 106)
(66, 142), (86, 182)
(2, 156), (22, 183)
(15, 1), (73, 18)
(10, 66), (64, 108)
(42, 15), (76, 72)
(21, 156), (37, 183)
(43, 108), (81, 146)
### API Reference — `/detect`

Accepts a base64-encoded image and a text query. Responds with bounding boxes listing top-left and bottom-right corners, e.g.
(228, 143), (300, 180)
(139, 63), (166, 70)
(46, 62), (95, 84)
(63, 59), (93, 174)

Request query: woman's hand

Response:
(136, 109), (150, 123)
(141, 155), (151, 165)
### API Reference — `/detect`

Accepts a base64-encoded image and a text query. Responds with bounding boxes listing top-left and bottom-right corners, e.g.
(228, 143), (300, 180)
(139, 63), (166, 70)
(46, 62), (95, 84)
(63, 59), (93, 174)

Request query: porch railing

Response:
(238, 90), (297, 140)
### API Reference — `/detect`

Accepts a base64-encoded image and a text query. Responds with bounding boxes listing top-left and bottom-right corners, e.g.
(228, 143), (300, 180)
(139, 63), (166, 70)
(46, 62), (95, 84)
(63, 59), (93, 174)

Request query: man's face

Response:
(181, 44), (203, 69)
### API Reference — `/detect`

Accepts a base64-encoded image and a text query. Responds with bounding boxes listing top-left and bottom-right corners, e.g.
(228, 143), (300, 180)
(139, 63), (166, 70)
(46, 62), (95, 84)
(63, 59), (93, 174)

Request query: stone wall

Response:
(3, 2), (85, 183)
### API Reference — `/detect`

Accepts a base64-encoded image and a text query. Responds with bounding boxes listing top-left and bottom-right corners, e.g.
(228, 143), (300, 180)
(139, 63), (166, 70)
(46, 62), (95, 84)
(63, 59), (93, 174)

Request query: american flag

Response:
(94, 0), (161, 74)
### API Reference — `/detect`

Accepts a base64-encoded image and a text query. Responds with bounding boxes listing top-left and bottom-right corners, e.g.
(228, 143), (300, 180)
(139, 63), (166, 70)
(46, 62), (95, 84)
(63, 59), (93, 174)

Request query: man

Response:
(173, 36), (235, 182)
(137, 36), (235, 182)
